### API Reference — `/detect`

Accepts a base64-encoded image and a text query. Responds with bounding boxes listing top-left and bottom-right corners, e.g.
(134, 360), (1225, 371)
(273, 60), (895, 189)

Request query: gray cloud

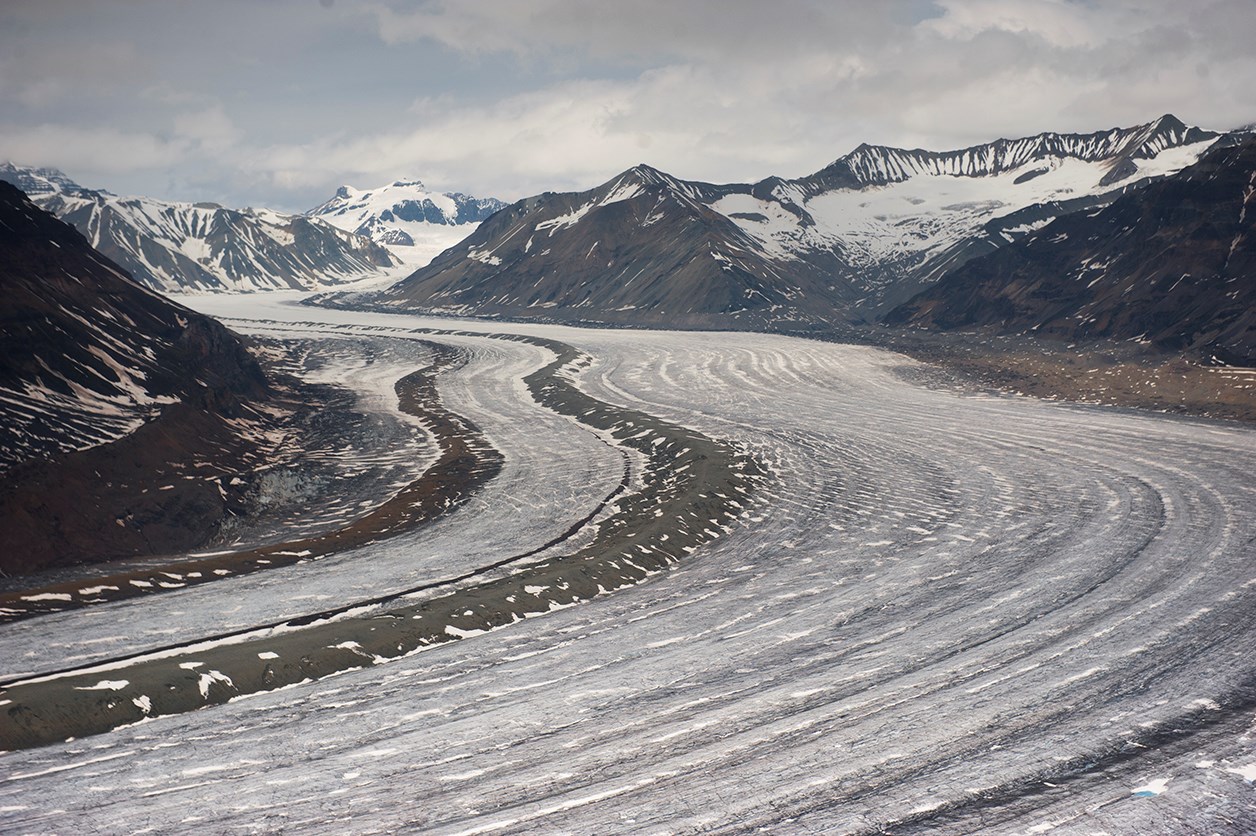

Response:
(1, 0), (1253, 212)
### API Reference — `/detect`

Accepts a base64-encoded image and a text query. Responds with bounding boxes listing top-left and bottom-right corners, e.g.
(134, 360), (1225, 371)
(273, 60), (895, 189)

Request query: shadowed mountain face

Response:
(364, 116), (1223, 330)
(0, 182), (287, 574)
(884, 137), (1256, 365)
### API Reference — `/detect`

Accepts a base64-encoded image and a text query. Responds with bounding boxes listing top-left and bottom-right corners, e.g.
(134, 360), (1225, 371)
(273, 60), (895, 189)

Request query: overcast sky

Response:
(2, 0), (1253, 212)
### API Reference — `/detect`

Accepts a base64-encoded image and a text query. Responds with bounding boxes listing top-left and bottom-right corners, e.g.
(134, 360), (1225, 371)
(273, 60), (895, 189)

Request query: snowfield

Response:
(2, 295), (1255, 834)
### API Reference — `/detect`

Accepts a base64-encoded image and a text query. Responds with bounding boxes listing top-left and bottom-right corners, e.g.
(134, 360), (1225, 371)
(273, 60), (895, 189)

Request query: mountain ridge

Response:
(0, 164), (399, 294)
(804, 114), (1214, 191)
(0, 181), (298, 572)
(360, 115), (1226, 329)
(883, 135), (1256, 365)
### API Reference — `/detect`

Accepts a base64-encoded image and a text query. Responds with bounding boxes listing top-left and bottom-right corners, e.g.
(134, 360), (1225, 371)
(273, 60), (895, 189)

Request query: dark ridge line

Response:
(0, 329), (640, 684)
(0, 340), (502, 624)
(0, 331), (765, 751)
(0, 442), (630, 689)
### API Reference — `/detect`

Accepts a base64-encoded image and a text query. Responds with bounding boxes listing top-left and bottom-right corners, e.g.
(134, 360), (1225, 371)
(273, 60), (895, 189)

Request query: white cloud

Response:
(0, 40), (147, 108)
(922, 0), (1107, 48)
(173, 106), (239, 154)
(0, 124), (188, 181)
(364, 0), (910, 83)
(2, 0), (1253, 211)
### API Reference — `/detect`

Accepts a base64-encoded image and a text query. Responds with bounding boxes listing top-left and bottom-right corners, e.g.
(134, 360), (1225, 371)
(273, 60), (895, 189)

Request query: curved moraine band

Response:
(0, 342), (502, 623)
(0, 333), (763, 750)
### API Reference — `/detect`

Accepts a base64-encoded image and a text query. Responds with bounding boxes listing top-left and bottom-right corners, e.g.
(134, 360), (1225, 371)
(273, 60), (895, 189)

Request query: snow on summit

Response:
(0, 163), (398, 294)
(309, 178), (506, 266)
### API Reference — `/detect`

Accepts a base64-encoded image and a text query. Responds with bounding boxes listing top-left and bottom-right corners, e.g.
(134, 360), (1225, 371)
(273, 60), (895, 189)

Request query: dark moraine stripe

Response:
(0, 333), (763, 751)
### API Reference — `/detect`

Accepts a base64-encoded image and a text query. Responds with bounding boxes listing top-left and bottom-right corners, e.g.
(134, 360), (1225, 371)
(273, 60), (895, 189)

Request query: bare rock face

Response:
(0, 182), (289, 575)
(372, 165), (817, 330)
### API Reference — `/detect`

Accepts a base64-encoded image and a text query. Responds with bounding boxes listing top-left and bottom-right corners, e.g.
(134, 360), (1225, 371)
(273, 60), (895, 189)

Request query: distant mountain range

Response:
(309, 178), (506, 264)
(0, 163), (399, 294)
(5, 114), (1249, 368)
(0, 181), (289, 572)
(885, 135), (1256, 365)
(365, 115), (1230, 331)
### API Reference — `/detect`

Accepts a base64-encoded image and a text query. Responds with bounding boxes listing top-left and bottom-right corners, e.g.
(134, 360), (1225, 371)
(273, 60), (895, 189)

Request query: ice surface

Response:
(2, 294), (1254, 833)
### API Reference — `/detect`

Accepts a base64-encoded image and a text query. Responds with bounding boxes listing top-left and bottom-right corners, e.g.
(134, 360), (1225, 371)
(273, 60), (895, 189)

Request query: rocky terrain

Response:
(0, 182), (309, 574)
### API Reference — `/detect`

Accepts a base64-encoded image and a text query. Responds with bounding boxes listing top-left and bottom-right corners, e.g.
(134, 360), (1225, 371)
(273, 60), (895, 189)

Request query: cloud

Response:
(922, 0), (1107, 48)
(368, 0), (899, 62)
(0, 40), (148, 107)
(173, 106), (239, 154)
(1, 0), (1253, 212)
(0, 123), (189, 181)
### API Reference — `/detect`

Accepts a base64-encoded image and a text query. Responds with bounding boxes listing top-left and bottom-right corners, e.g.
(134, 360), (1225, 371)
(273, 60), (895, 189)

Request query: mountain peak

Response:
(309, 177), (506, 255)
(366, 117), (1227, 331)
(619, 163), (712, 199)
(0, 162), (85, 196)
(625, 163), (672, 184)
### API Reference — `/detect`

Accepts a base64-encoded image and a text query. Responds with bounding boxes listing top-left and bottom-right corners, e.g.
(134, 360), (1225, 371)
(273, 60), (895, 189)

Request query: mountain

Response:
(364, 115), (1223, 329)
(361, 165), (808, 329)
(0, 181), (288, 573)
(0, 162), (82, 196)
(883, 136), (1256, 365)
(309, 178), (506, 265)
(798, 115), (1217, 191)
(0, 163), (397, 293)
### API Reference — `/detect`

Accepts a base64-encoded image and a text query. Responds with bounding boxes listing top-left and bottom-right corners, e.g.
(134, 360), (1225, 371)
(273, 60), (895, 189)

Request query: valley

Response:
(2, 296), (1254, 833)
(1, 108), (1254, 834)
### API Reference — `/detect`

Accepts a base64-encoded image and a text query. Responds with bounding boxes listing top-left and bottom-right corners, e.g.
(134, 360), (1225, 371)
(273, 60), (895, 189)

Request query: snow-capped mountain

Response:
(309, 178), (506, 265)
(885, 135), (1256, 364)
(0, 164), (398, 293)
(799, 114), (1217, 191)
(365, 164), (796, 329)
(0, 162), (81, 196)
(0, 180), (272, 467)
(368, 115), (1225, 329)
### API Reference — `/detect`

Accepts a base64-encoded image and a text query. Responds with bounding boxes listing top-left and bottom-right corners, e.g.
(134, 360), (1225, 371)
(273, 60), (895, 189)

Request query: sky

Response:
(2, 0), (1254, 213)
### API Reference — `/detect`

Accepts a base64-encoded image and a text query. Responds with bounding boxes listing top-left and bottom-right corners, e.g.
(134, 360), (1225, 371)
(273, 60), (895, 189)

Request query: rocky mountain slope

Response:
(364, 115), (1223, 329)
(0, 181), (295, 574)
(309, 178), (505, 265)
(884, 136), (1256, 366)
(0, 163), (397, 293)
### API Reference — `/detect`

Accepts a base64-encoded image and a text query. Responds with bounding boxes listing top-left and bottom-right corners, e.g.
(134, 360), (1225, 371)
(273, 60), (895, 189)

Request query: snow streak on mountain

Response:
(370, 116), (1224, 329)
(886, 136), (1256, 364)
(309, 178), (506, 266)
(803, 114), (1218, 189)
(0, 181), (270, 467)
(0, 164), (398, 294)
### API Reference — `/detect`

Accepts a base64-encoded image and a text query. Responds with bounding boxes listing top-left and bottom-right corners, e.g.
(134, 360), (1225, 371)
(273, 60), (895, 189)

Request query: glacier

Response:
(1, 295), (1254, 834)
